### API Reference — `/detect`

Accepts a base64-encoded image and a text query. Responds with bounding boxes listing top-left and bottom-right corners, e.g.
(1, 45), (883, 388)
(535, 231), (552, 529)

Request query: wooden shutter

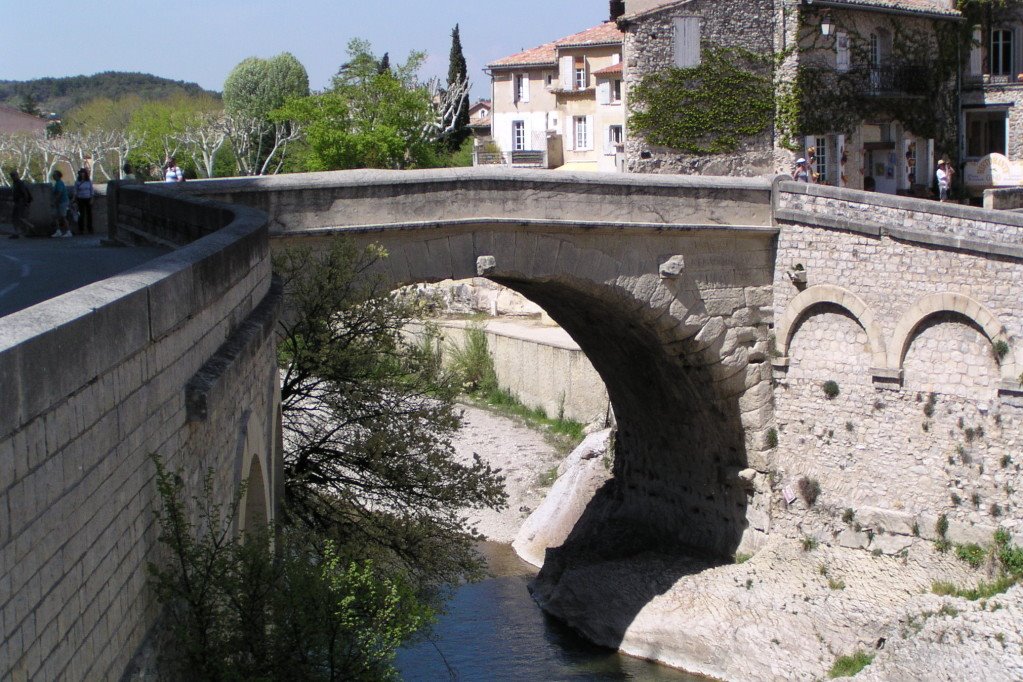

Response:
(560, 55), (574, 90)
(673, 17), (701, 67)
(836, 31), (850, 72)
(520, 73), (530, 103)
(597, 80), (611, 105)
(584, 115), (594, 150)
(970, 26), (982, 75)
(564, 117), (574, 151)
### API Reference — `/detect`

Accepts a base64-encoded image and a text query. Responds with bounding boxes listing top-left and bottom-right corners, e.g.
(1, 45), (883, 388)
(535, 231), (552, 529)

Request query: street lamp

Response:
(820, 12), (834, 37)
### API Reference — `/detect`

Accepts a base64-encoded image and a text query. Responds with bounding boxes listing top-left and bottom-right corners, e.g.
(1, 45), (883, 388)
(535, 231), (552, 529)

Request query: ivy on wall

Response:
(628, 5), (991, 161)
(629, 48), (775, 154)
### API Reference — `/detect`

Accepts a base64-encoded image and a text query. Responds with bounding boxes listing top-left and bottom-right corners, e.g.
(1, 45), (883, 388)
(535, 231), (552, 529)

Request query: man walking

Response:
(9, 170), (33, 239)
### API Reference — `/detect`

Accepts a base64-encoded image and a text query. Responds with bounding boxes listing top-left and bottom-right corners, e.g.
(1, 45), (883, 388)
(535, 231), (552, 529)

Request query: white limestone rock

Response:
(512, 429), (613, 567)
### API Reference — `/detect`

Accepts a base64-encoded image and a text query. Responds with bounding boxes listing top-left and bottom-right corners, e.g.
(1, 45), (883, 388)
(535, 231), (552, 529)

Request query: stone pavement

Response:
(0, 223), (169, 318)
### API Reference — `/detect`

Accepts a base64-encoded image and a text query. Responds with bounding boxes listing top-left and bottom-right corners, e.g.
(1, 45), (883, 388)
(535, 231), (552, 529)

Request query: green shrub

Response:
(734, 552), (753, 564)
(994, 339), (1010, 362)
(955, 543), (986, 569)
(766, 427), (778, 449)
(822, 380), (840, 399)
(828, 577), (846, 590)
(842, 508), (855, 524)
(828, 650), (873, 678)
(449, 322), (498, 394)
(932, 577), (1016, 600)
(802, 536), (818, 551)
(798, 477), (821, 506)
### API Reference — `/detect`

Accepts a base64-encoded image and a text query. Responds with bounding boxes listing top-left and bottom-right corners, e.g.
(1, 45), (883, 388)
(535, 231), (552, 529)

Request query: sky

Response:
(1, 0), (612, 102)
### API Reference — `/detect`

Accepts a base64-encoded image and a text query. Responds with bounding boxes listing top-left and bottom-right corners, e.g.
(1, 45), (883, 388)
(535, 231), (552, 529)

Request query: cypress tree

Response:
(446, 24), (471, 151)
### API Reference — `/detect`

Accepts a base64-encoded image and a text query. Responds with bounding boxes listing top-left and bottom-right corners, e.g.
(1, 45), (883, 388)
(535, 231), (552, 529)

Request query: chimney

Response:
(610, 0), (626, 21)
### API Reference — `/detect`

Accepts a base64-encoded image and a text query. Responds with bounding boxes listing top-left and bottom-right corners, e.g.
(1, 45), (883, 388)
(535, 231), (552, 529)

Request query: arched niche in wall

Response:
(776, 284), (886, 370)
(235, 410), (273, 534)
(890, 292), (1013, 396)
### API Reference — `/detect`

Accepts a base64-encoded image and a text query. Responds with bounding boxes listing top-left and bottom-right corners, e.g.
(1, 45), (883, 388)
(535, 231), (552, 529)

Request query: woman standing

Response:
(50, 170), (71, 238)
(74, 168), (94, 234)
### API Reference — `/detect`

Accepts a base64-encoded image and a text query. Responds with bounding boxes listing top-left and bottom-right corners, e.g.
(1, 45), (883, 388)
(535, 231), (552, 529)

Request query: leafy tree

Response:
(17, 93), (40, 117)
(276, 41), (439, 170)
(125, 93), (223, 177)
(446, 24), (471, 151)
(223, 53), (309, 175)
(149, 456), (429, 680)
(274, 240), (507, 590)
(378, 52), (391, 75)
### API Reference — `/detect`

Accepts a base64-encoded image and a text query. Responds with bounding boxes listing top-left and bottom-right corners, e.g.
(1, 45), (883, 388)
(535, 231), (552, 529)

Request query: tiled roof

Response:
(817, 0), (959, 16)
(488, 42), (558, 68)
(0, 104), (48, 135)
(488, 22), (623, 69)
(592, 63), (623, 77)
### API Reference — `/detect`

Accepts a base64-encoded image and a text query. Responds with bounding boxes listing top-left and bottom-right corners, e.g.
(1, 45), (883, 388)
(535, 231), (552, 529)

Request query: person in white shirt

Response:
(164, 157), (184, 183)
(73, 168), (94, 234)
(936, 158), (954, 202)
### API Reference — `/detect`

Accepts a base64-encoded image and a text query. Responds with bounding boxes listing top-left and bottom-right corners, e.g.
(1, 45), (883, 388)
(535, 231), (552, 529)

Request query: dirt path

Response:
(453, 403), (566, 543)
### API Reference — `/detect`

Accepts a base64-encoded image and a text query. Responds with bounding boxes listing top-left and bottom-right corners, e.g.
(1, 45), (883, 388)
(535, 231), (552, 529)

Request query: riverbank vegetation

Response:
(150, 240), (509, 677)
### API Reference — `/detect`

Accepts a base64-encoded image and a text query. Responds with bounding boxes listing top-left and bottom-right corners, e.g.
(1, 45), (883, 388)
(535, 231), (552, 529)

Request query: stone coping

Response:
(777, 179), (1023, 228)
(276, 217), (780, 237)
(169, 167), (776, 195)
(0, 185), (269, 440)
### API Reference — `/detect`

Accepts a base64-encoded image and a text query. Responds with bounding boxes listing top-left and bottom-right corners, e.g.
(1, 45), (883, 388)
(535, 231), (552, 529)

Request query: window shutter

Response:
(585, 115), (594, 150)
(836, 31), (850, 72)
(520, 73), (530, 103)
(673, 17), (701, 67)
(604, 127), (614, 155)
(597, 81), (611, 105)
(612, 52), (621, 66)
(564, 118), (575, 151)
(560, 55), (574, 90)
(970, 26), (982, 75)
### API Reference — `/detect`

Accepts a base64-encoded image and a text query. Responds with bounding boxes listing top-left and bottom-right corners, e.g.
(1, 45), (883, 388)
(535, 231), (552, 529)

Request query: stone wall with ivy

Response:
(622, 0), (778, 175)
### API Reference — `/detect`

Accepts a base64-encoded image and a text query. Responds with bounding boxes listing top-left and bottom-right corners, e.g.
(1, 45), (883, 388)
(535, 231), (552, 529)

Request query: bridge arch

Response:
(888, 292), (1015, 381)
(776, 284), (886, 368)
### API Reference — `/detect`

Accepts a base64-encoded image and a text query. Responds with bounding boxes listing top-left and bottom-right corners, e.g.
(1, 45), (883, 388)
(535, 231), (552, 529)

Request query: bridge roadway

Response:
(0, 227), (168, 317)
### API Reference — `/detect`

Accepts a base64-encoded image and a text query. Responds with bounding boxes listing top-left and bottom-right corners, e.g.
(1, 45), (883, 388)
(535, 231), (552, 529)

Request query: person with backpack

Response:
(9, 170), (33, 239)
(74, 168), (94, 234)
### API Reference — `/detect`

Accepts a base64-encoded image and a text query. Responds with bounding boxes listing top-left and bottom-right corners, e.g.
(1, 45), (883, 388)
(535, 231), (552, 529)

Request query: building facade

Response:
(484, 22), (626, 171)
(619, 0), (959, 195)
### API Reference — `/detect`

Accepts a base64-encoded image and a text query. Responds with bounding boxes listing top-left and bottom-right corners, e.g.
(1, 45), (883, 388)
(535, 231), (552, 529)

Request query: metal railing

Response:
(474, 150), (547, 167)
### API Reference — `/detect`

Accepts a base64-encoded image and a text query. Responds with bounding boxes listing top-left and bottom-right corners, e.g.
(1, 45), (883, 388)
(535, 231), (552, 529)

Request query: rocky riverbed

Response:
(457, 403), (1023, 681)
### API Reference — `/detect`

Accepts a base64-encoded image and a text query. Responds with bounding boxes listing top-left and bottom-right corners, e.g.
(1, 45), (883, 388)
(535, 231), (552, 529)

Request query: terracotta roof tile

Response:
(592, 63), (623, 77)
(488, 22), (623, 69)
(821, 0), (959, 16)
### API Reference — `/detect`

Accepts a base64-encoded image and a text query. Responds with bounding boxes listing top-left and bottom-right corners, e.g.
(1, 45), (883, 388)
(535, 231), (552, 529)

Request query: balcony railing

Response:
(802, 62), (932, 98)
(474, 150), (546, 167)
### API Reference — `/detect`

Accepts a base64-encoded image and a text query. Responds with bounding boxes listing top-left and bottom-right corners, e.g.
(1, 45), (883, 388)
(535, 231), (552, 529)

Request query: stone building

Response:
(618, 0), (960, 194)
(483, 22), (626, 172)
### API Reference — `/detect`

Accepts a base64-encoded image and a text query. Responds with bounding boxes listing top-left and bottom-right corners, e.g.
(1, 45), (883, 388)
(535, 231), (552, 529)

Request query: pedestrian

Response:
(121, 163), (136, 181)
(74, 168), (94, 234)
(936, 158), (954, 202)
(164, 157), (184, 183)
(50, 170), (71, 238)
(792, 157), (812, 183)
(9, 170), (33, 239)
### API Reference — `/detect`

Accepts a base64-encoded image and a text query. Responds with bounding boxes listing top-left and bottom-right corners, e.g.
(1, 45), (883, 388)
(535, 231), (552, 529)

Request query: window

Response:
(813, 136), (828, 185)
(574, 116), (589, 150)
(606, 125), (623, 155)
(545, 73), (554, 87)
(512, 121), (526, 151)
(574, 60), (587, 89)
(611, 79), (622, 103)
(965, 109), (1008, 158)
(992, 29), (1014, 77)
(673, 17), (701, 67)
(514, 74), (529, 103)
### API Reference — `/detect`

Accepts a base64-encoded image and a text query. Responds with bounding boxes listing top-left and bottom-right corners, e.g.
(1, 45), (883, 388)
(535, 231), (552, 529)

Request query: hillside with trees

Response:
(0, 71), (216, 116)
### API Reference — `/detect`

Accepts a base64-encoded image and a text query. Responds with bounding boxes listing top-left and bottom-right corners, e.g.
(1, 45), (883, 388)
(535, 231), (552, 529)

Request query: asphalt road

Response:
(0, 226), (169, 318)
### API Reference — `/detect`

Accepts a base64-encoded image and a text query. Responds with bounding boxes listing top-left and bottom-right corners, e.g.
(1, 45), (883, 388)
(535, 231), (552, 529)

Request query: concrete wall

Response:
(411, 320), (610, 425)
(771, 180), (1023, 551)
(0, 184), (279, 680)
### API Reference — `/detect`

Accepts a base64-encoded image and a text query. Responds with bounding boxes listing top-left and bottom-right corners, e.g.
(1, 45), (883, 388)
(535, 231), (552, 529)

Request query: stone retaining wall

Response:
(771, 180), (1023, 551)
(0, 185), (278, 680)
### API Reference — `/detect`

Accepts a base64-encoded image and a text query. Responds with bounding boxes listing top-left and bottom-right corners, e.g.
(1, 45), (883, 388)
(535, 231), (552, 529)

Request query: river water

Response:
(396, 543), (708, 681)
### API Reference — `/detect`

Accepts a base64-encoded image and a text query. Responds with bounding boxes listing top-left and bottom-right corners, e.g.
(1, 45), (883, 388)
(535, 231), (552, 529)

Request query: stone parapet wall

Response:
(166, 167), (775, 233)
(777, 179), (1023, 250)
(771, 181), (1023, 551)
(0, 187), (277, 680)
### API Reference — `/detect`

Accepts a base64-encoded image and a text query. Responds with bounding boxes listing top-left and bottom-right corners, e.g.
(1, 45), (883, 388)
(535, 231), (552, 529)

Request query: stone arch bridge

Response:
(4, 168), (1023, 680)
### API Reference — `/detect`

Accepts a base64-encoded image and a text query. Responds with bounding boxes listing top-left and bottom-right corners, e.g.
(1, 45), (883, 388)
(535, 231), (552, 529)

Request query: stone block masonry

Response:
(0, 185), (278, 681)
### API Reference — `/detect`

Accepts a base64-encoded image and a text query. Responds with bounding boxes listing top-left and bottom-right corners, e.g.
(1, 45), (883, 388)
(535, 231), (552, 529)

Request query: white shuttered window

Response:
(673, 17), (701, 67)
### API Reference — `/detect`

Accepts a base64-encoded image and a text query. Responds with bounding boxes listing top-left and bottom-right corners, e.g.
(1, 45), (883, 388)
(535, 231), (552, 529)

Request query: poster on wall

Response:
(964, 153), (1023, 189)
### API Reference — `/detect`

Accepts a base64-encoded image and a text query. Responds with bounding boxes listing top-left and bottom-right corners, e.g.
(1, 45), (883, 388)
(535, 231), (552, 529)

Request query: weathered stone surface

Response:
(513, 430), (613, 568)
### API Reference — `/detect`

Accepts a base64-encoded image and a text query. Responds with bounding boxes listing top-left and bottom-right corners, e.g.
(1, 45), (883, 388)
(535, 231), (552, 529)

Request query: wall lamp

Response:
(820, 12), (834, 37)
